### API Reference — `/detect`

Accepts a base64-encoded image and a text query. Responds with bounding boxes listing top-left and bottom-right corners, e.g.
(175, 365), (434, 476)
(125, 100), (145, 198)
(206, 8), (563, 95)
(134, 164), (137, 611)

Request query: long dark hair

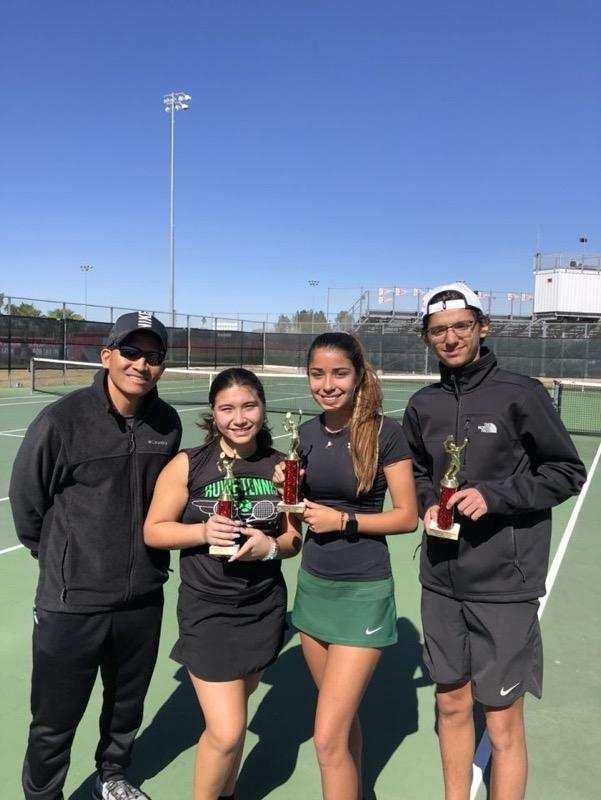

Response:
(307, 332), (382, 494)
(199, 368), (273, 451)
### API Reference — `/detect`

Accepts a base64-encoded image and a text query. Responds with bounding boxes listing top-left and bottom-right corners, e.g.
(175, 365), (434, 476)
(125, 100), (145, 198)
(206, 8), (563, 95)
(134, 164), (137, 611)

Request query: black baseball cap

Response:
(106, 312), (168, 352)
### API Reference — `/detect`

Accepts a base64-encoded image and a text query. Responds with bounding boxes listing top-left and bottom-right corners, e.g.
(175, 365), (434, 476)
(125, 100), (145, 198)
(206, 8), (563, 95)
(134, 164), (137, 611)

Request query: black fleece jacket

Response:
(402, 348), (586, 602)
(9, 370), (182, 612)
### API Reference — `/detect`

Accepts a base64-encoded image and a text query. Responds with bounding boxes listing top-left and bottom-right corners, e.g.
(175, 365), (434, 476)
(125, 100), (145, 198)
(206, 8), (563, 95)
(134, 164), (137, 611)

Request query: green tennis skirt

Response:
(292, 568), (398, 648)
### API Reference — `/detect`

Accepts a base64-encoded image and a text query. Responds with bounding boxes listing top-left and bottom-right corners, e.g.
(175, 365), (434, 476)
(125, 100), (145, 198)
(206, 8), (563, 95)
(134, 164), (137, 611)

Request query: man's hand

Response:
(446, 488), (488, 521)
(423, 505), (440, 533)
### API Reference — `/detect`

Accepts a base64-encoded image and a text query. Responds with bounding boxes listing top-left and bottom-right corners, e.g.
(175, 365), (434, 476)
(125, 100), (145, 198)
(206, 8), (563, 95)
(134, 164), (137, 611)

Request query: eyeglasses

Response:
(112, 345), (166, 366)
(426, 319), (477, 341)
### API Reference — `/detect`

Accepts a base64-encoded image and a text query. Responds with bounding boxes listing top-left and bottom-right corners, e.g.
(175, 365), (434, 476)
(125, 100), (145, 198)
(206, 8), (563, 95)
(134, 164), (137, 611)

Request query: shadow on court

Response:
(238, 616), (431, 800)
(69, 616), (431, 800)
(67, 666), (202, 800)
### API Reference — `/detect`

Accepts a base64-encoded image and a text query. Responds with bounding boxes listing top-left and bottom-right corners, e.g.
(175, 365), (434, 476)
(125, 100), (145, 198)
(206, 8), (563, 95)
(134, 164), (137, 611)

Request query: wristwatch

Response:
(344, 511), (359, 540)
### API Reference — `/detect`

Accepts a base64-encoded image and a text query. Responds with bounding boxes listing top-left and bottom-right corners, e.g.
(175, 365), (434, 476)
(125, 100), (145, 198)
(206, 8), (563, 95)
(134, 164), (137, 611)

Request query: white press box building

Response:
(533, 252), (601, 321)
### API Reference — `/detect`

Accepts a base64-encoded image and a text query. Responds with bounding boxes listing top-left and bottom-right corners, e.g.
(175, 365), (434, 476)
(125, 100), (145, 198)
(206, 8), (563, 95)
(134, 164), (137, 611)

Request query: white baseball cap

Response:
(421, 281), (483, 317)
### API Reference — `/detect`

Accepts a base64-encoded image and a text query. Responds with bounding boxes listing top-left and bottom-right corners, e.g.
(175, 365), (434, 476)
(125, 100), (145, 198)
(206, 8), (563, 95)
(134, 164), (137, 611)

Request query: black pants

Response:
(22, 598), (163, 800)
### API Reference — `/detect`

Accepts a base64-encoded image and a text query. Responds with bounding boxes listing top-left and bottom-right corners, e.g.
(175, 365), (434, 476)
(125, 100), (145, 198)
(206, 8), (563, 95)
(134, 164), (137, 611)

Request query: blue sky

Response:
(1, 0), (599, 319)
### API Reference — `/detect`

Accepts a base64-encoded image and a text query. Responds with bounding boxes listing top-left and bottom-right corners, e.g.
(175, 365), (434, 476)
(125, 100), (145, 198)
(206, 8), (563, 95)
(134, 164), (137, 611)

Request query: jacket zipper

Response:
(463, 417), (470, 473)
(127, 422), (138, 602)
(452, 375), (461, 441)
(511, 529), (526, 582)
(60, 538), (69, 602)
(448, 375), (462, 592)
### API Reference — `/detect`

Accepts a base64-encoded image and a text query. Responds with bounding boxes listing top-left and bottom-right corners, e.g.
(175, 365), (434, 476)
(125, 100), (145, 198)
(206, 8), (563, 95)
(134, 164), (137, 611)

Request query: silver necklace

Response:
(324, 424), (348, 434)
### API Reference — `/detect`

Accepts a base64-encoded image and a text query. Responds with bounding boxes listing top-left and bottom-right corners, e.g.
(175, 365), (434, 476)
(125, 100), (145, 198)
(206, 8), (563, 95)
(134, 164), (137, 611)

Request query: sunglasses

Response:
(112, 345), (166, 366)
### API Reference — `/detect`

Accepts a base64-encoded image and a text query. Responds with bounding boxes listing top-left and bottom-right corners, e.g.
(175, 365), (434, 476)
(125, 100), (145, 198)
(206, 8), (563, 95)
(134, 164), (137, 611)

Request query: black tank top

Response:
(179, 440), (285, 601)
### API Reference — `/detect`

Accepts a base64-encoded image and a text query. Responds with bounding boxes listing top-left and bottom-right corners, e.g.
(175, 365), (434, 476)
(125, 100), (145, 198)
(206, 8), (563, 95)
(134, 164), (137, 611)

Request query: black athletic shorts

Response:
(421, 587), (543, 707)
(171, 579), (287, 682)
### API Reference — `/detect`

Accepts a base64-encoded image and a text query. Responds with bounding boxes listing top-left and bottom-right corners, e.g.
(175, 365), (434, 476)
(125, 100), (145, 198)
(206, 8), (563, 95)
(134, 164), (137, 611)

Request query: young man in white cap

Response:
(402, 283), (586, 800)
(10, 312), (182, 800)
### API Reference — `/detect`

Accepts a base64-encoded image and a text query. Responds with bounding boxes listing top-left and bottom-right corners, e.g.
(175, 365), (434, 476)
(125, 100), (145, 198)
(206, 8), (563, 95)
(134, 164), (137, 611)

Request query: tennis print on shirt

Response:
(190, 475), (281, 531)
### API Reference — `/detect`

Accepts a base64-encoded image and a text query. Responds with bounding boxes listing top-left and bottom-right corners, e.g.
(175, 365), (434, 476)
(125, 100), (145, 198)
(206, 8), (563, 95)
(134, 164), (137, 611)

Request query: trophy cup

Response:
(209, 452), (240, 557)
(427, 435), (468, 541)
(277, 410), (306, 514)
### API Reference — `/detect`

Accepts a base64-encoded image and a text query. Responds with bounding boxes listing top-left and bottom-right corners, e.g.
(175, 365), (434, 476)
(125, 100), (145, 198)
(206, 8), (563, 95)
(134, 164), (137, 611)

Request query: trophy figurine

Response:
(277, 410), (306, 514)
(210, 452), (240, 557)
(428, 435), (468, 541)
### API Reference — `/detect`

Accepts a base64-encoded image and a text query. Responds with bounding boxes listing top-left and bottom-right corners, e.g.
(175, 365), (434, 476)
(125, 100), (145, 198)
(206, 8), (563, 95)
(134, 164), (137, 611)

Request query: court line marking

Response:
(0, 432), (25, 438)
(0, 428), (27, 434)
(469, 440), (601, 799)
(0, 496), (8, 503)
(0, 398), (55, 409)
(0, 544), (23, 555)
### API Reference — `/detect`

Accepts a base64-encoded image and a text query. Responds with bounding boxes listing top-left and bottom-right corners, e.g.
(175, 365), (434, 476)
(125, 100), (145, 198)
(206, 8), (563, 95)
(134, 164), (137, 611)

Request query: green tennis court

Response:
(1, 377), (600, 799)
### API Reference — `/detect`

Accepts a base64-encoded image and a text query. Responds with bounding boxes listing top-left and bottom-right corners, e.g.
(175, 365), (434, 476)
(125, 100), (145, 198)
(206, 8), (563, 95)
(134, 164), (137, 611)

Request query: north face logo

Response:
(477, 423), (497, 433)
(137, 311), (153, 328)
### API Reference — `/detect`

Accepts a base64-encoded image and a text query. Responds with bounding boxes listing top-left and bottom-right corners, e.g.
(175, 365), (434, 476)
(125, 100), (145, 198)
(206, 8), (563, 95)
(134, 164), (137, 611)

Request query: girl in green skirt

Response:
(274, 332), (418, 799)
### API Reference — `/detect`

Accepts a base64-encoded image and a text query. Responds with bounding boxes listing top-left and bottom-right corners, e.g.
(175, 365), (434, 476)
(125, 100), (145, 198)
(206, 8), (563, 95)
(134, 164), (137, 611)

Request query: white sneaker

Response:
(92, 776), (151, 800)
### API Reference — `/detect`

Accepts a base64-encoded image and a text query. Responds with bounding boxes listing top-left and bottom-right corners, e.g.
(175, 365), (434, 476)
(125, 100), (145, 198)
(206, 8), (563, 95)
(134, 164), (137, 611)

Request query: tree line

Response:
(0, 294), (84, 320)
(275, 309), (353, 332)
(1, 295), (355, 331)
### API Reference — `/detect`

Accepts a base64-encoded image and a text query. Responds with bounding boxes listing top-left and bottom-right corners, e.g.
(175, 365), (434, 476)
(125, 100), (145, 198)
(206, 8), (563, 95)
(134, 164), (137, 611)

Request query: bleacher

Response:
(351, 309), (601, 340)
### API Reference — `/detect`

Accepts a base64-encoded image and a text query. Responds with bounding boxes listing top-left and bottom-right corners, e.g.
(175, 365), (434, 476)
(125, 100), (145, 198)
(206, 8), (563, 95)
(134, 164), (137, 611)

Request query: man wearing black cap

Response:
(10, 312), (182, 800)
(402, 283), (586, 800)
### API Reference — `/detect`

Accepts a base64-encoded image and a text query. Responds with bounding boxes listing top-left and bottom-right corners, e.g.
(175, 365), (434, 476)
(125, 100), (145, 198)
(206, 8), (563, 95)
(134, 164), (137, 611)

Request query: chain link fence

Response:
(3, 310), (601, 383)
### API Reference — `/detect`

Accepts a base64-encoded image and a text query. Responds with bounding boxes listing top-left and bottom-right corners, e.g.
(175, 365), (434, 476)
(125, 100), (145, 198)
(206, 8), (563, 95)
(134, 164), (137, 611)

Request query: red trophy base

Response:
(209, 499), (240, 557)
(277, 459), (306, 515)
(427, 484), (460, 541)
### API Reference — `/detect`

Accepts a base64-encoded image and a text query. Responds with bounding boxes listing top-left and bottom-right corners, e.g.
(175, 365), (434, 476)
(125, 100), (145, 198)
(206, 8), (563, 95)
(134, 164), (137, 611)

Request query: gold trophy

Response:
(427, 435), (468, 541)
(277, 410), (305, 514)
(209, 452), (240, 557)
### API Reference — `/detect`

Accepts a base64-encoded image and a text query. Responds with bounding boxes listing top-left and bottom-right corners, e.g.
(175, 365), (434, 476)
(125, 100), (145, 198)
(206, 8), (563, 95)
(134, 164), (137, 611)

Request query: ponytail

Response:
(350, 364), (383, 494)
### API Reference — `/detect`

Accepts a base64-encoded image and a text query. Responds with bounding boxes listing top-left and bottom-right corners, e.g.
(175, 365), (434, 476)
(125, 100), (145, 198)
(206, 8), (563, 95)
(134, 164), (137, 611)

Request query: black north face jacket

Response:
(402, 348), (586, 602)
(9, 370), (182, 612)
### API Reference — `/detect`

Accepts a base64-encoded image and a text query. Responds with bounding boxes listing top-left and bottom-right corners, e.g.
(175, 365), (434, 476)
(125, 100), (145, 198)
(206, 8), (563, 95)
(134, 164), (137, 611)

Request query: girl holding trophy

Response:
(274, 332), (418, 800)
(144, 368), (301, 800)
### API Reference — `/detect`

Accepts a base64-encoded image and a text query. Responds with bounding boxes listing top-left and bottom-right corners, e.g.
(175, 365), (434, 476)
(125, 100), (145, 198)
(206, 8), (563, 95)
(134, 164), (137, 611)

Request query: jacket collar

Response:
(439, 346), (497, 393)
(92, 368), (159, 418)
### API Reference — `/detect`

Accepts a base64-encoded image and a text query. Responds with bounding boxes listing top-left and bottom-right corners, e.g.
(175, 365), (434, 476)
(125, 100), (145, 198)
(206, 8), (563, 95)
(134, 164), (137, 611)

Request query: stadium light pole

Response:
(163, 90), (191, 328)
(308, 279), (320, 332)
(80, 264), (93, 319)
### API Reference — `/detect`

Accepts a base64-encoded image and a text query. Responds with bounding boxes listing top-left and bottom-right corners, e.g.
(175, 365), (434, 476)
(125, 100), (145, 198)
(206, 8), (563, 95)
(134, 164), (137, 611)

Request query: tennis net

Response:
(30, 358), (438, 419)
(552, 379), (601, 436)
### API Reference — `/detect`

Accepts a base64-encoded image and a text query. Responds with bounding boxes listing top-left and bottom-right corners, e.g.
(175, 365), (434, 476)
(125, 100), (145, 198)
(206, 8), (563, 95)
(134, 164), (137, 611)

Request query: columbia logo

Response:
(478, 423), (497, 434)
(137, 311), (153, 328)
(148, 439), (168, 446)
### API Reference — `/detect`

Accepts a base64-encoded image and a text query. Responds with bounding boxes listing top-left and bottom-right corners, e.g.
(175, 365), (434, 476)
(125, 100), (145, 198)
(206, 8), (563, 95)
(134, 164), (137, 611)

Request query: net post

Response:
(186, 314), (191, 369)
(30, 357), (35, 394)
(62, 303), (67, 381)
(213, 316), (218, 370)
(552, 380), (562, 415)
(7, 310), (12, 388)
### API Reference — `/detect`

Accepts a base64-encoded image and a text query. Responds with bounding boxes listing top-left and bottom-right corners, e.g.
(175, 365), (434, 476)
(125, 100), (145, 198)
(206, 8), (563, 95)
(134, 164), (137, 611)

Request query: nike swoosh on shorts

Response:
(499, 681), (521, 696)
